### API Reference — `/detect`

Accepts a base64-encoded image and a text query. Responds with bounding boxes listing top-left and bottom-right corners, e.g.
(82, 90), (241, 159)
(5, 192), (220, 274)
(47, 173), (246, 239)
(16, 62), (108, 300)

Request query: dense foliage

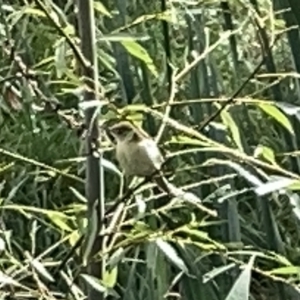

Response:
(1, 0), (300, 299)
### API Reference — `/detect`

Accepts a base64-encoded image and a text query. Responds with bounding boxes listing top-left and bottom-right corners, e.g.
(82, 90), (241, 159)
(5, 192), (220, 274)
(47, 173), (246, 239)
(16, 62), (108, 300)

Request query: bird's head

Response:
(108, 121), (139, 143)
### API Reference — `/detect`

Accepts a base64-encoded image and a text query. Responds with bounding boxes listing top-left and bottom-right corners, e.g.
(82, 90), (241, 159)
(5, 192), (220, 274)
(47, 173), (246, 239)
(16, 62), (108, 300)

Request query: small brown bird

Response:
(108, 121), (208, 210)
(108, 121), (173, 194)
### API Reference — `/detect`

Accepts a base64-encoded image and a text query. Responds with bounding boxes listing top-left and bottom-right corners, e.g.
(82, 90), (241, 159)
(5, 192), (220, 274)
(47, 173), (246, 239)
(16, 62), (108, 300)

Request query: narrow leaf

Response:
(93, 2), (111, 17)
(225, 255), (256, 300)
(254, 145), (277, 165)
(81, 274), (119, 298)
(121, 40), (158, 77)
(258, 103), (294, 134)
(203, 263), (236, 283)
(156, 238), (188, 274)
(254, 177), (296, 196)
(220, 108), (243, 151)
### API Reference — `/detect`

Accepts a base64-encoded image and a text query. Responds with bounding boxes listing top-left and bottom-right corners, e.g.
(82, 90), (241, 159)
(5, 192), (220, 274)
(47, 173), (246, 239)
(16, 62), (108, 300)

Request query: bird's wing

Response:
(138, 139), (164, 170)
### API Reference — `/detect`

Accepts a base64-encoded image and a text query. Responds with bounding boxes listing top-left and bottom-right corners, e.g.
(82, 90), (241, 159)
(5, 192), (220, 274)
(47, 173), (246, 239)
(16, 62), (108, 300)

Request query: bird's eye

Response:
(110, 123), (131, 136)
(112, 127), (126, 135)
(116, 128), (124, 134)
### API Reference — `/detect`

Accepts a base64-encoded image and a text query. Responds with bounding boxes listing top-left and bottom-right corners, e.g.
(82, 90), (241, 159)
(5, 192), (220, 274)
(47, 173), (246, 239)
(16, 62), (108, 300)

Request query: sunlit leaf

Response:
(254, 177), (296, 196)
(47, 212), (73, 232)
(225, 255), (256, 300)
(156, 238), (189, 274)
(288, 182), (300, 191)
(2, 5), (14, 12)
(0, 271), (19, 286)
(121, 40), (158, 77)
(220, 108), (243, 151)
(81, 274), (119, 298)
(178, 228), (209, 240)
(203, 263), (236, 283)
(225, 161), (262, 186)
(98, 34), (150, 42)
(17, 7), (60, 24)
(128, 11), (173, 28)
(268, 266), (300, 275)
(254, 145), (277, 165)
(0, 237), (5, 252)
(103, 267), (118, 288)
(93, 2), (111, 17)
(28, 256), (54, 282)
(78, 100), (107, 111)
(0, 163), (14, 173)
(258, 103), (294, 134)
(69, 187), (87, 203)
(119, 104), (147, 113)
(68, 230), (81, 249)
(169, 135), (209, 146)
(102, 159), (122, 177)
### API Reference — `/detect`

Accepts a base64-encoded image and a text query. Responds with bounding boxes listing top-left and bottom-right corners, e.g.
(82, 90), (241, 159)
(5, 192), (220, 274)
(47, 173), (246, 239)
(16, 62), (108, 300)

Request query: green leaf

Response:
(29, 257), (54, 282)
(69, 187), (87, 203)
(93, 2), (112, 17)
(220, 108), (243, 151)
(203, 263), (236, 283)
(81, 274), (120, 298)
(103, 267), (118, 288)
(155, 238), (189, 274)
(81, 274), (106, 292)
(268, 266), (300, 275)
(225, 255), (256, 300)
(169, 135), (210, 146)
(0, 237), (5, 253)
(224, 161), (262, 186)
(288, 181), (300, 191)
(34, 56), (55, 69)
(98, 48), (116, 73)
(18, 7), (59, 24)
(258, 103), (294, 134)
(121, 40), (158, 77)
(120, 104), (147, 112)
(54, 38), (67, 78)
(129, 11), (173, 27)
(254, 145), (277, 165)
(101, 159), (122, 177)
(254, 176), (297, 196)
(47, 212), (72, 232)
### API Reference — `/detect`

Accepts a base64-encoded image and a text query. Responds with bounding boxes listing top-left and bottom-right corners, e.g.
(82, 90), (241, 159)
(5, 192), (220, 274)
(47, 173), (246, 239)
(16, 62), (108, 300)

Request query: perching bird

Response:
(107, 120), (213, 212)
(108, 120), (173, 194)
(53, 121), (214, 278)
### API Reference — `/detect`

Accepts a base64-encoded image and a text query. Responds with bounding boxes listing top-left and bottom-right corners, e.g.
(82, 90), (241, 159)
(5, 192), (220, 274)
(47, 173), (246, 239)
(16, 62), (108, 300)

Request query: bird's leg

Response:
(123, 174), (134, 194)
(153, 173), (173, 195)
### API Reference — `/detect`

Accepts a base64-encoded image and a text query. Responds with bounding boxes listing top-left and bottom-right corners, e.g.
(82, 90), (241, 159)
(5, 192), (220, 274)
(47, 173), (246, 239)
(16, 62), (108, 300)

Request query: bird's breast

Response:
(116, 139), (163, 177)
